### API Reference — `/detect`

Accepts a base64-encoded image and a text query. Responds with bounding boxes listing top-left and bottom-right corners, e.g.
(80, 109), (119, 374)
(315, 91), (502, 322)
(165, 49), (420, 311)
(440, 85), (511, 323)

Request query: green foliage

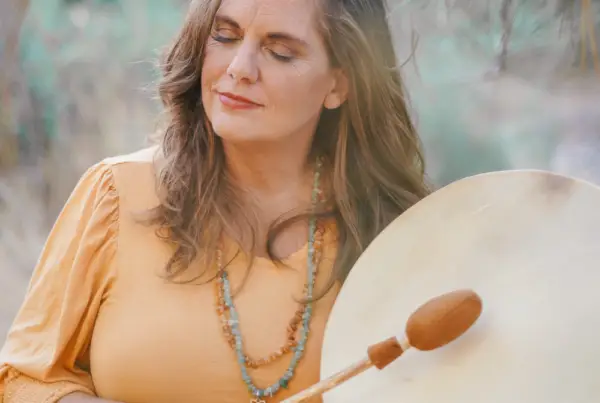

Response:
(18, 0), (186, 140)
(14, 0), (598, 186)
(390, 0), (575, 185)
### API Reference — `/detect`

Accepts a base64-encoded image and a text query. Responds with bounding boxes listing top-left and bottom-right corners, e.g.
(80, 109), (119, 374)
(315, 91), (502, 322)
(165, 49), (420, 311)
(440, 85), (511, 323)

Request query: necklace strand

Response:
(214, 160), (323, 402)
(215, 222), (324, 369)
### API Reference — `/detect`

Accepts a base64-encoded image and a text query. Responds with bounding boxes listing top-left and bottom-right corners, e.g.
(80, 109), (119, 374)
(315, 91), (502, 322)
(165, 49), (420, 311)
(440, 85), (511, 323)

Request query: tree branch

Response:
(497, 0), (515, 72)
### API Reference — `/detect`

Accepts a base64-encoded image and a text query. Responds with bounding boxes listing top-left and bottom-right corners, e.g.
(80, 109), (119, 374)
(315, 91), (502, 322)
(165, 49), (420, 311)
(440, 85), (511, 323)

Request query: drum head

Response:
(321, 170), (600, 403)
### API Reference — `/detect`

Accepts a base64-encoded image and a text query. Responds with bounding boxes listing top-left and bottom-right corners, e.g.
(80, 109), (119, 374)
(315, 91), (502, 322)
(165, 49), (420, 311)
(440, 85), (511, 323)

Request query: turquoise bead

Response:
(217, 159), (322, 398)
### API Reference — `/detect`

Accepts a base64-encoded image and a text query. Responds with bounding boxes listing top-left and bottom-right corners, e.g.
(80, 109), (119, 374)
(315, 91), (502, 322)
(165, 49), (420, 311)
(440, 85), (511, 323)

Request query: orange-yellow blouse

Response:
(0, 147), (340, 403)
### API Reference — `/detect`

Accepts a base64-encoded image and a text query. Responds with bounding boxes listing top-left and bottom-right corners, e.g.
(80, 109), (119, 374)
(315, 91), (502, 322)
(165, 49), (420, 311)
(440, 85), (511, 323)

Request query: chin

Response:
(210, 113), (285, 144)
(211, 119), (265, 143)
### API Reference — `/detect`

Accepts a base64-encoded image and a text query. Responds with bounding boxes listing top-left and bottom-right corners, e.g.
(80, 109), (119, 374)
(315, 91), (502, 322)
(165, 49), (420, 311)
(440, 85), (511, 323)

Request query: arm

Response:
(0, 162), (119, 403)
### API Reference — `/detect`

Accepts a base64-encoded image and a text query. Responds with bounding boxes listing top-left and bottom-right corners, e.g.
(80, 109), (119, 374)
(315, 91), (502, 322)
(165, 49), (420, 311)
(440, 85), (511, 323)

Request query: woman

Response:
(0, 0), (429, 401)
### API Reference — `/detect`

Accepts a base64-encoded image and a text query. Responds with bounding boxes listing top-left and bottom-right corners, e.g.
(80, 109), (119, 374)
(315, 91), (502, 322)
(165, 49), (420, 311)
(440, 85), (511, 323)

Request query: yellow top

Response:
(0, 147), (340, 403)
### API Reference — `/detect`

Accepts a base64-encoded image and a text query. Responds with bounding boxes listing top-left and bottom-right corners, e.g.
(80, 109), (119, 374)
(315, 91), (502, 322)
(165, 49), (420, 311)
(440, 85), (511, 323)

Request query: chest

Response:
(89, 256), (339, 403)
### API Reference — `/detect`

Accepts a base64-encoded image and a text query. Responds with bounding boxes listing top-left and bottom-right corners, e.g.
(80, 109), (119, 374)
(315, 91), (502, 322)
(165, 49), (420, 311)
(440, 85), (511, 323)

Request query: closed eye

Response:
(268, 51), (293, 62)
(266, 43), (295, 62)
(211, 27), (239, 43)
(211, 14), (306, 63)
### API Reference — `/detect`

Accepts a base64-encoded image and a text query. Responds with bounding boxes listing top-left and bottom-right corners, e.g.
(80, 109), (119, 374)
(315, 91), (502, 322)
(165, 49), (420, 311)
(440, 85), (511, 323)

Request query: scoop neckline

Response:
(222, 218), (336, 267)
(225, 238), (309, 267)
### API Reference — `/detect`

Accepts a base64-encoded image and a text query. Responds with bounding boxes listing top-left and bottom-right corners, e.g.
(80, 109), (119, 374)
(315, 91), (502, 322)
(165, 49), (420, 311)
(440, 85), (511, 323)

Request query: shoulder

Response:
(102, 144), (160, 167)
(95, 145), (161, 210)
(100, 144), (159, 179)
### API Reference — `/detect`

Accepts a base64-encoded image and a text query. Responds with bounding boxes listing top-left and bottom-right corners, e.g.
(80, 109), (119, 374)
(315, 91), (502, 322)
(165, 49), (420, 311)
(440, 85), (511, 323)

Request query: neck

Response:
(220, 136), (320, 257)
(222, 138), (314, 198)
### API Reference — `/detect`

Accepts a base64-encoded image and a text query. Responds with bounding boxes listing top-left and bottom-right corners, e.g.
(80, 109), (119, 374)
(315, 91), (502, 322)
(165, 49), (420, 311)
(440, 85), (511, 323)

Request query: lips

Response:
(218, 92), (263, 107)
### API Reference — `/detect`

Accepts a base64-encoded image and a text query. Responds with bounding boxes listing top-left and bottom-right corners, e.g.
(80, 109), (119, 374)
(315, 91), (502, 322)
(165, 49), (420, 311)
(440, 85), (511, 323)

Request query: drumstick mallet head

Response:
(281, 289), (483, 403)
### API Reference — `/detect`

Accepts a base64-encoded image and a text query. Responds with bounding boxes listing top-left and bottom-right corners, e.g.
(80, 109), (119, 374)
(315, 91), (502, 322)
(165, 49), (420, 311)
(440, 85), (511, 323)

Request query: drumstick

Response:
(281, 289), (483, 403)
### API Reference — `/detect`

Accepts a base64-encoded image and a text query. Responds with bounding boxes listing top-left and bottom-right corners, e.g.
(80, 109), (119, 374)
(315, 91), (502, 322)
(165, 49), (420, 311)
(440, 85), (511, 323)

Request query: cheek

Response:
(268, 66), (333, 112)
(201, 49), (221, 88)
(201, 47), (229, 111)
(202, 42), (236, 86)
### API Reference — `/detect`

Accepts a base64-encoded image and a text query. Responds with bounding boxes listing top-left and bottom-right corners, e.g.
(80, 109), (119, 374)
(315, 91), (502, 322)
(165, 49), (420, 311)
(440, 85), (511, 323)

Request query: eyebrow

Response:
(214, 14), (310, 49)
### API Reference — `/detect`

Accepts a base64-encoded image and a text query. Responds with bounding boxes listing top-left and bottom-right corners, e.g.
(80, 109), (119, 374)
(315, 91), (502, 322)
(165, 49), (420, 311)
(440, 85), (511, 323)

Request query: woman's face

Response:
(201, 0), (345, 145)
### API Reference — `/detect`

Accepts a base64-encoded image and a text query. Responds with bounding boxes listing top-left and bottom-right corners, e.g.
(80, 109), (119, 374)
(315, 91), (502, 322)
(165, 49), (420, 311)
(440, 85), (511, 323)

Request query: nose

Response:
(226, 41), (259, 84)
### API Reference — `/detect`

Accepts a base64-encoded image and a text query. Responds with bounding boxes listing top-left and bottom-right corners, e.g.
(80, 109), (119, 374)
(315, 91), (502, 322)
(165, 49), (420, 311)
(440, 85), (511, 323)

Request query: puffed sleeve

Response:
(0, 161), (119, 402)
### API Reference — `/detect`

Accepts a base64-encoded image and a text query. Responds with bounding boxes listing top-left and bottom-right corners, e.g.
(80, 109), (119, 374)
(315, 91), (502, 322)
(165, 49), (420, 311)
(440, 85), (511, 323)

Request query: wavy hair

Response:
(145, 0), (431, 293)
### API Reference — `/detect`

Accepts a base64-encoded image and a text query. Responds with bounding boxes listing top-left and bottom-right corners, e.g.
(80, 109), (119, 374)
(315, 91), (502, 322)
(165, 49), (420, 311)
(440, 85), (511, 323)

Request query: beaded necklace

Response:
(214, 159), (324, 403)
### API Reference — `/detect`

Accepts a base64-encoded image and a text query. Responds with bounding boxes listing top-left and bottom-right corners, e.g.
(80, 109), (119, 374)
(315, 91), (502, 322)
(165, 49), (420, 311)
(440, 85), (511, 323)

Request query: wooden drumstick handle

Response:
(282, 336), (410, 403)
(281, 289), (482, 403)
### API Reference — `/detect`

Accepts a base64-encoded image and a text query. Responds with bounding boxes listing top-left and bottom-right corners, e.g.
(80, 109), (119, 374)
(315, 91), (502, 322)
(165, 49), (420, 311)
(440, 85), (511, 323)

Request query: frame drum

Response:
(321, 170), (600, 403)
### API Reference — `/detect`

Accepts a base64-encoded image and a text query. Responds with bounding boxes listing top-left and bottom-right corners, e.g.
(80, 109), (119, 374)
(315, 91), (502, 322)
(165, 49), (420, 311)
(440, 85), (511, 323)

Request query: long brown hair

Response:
(146, 0), (430, 292)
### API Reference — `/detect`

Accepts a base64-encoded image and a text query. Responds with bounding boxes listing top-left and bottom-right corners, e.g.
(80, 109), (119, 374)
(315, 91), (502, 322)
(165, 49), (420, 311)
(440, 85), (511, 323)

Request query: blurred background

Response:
(0, 0), (599, 339)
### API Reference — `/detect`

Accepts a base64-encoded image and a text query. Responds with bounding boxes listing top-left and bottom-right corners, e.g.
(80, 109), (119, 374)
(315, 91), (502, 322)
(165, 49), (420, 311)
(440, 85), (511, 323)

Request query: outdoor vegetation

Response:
(1, 0), (599, 337)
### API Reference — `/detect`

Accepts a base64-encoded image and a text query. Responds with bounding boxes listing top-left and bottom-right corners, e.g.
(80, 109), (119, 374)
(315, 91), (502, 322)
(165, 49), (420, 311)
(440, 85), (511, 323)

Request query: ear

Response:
(323, 68), (349, 110)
